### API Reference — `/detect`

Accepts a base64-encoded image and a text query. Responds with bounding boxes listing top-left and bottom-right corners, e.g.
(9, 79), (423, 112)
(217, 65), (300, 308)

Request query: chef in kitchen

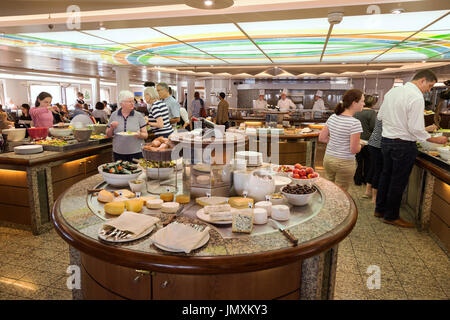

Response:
(254, 90), (268, 111)
(312, 90), (326, 111)
(277, 89), (296, 111)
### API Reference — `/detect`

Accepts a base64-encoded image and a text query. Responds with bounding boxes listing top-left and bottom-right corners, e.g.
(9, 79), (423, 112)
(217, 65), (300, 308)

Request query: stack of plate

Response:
(14, 145), (43, 155)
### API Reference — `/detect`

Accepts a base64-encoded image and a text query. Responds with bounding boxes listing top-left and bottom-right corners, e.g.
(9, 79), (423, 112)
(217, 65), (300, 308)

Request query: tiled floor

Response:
(333, 183), (450, 300)
(0, 176), (448, 299)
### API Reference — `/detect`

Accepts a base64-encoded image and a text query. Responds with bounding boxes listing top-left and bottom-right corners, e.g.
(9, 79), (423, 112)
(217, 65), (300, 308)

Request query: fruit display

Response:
(100, 161), (141, 175)
(282, 184), (317, 195)
(290, 163), (319, 180)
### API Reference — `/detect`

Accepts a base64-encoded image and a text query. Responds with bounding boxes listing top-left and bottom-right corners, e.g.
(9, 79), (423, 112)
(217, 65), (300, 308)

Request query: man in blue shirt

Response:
(157, 82), (180, 125)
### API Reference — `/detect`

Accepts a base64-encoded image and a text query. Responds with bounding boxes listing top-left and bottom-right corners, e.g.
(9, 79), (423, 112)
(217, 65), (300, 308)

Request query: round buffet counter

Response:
(52, 174), (357, 300)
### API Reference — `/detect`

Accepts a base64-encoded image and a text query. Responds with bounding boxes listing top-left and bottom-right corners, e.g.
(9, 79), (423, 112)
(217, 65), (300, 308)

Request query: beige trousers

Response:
(323, 154), (357, 191)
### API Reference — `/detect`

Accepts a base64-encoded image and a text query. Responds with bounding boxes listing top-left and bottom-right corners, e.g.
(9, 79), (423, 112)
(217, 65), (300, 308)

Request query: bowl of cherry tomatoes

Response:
(288, 163), (320, 185)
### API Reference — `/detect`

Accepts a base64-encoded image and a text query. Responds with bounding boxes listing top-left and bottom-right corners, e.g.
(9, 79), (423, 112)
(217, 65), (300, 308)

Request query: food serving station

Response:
(51, 128), (357, 300)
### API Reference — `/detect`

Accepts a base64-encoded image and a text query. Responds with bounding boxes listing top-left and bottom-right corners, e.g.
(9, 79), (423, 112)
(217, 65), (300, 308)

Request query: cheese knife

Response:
(268, 218), (298, 246)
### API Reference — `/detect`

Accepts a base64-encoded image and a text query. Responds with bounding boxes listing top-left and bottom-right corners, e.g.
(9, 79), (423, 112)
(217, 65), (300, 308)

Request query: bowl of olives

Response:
(281, 184), (317, 206)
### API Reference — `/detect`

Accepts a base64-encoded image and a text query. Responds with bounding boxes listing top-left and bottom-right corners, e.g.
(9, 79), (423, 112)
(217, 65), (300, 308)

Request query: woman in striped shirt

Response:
(144, 87), (174, 138)
(318, 89), (365, 191)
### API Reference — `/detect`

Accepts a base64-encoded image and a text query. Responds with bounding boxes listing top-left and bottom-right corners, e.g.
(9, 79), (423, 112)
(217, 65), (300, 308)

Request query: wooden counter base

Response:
(81, 253), (302, 300)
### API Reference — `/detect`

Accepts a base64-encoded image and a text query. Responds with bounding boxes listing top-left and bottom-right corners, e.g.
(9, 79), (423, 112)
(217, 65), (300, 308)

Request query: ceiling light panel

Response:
(321, 10), (449, 63)
(156, 23), (270, 64)
(238, 18), (327, 63)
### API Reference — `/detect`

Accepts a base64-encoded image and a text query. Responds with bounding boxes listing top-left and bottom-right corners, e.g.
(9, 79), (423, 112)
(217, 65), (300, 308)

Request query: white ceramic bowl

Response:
(128, 179), (145, 192)
(288, 172), (320, 186)
(273, 175), (292, 193)
(146, 167), (174, 180)
(421, 140), (445, 151)
(2, 128), (26, 141)
(437, 147), (450, 161)
(98, 165), (142, 187)
(281, 187), (316, 206)
(49, 127), (72, 137)
(247, 170), (276, 201)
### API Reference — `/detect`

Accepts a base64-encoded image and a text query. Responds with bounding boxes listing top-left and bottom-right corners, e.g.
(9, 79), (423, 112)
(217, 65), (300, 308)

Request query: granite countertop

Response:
(0, 142), (112, 166)
(55, 173), (355, 258)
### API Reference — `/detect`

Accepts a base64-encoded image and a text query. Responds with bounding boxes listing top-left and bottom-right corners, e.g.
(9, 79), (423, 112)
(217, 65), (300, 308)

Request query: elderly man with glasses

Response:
(106, 90), (148, 162)
(157, 82), (180, 125)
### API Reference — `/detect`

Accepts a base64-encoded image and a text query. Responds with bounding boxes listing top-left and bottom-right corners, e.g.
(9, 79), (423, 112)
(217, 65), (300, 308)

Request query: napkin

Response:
(150, 223), (210, 253)
(103, 211), (160, 236)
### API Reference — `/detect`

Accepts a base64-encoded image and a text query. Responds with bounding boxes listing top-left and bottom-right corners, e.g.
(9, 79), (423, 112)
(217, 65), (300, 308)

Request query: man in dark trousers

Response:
(375, 69), (447, 227)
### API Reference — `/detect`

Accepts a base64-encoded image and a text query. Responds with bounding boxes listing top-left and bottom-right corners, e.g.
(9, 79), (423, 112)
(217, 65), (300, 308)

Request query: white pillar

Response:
(187, 77), (195, 118)
(90, 77), (100, 105)
(114, 66), (130, 100)
(176, 81), (183, 104)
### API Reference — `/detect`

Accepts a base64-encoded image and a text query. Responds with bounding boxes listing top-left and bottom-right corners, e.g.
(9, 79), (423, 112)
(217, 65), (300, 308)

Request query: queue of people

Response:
(319, 69), (448, 228)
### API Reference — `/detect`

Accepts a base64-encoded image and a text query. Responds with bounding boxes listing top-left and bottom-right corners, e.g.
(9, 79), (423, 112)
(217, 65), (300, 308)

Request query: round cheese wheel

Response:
(255, 201), (272, 217)
(161, 202), (180, 214)
(253, 208), (268, 225)
(271, 205), (290, 221)
(160, 192), (174, 202)
(176, 194), (190, 204)
(146, 199), (164, 209)
(196, 175), (210, 185)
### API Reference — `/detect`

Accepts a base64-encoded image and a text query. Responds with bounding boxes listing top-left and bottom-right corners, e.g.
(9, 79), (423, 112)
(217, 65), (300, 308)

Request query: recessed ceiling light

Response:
(390, 8), (405, 14)
(99, 22), (106, 31)
(422, 60), (426, 63)
(15, 58), (22, 62)
(186, 0), (233, 10)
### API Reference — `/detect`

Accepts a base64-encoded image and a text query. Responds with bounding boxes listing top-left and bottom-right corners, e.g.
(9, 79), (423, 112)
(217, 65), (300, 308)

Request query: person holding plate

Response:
(106, 90), (148, 162)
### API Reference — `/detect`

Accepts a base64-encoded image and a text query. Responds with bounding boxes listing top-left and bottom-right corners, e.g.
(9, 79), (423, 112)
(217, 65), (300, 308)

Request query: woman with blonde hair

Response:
(319, 89), (365, 191)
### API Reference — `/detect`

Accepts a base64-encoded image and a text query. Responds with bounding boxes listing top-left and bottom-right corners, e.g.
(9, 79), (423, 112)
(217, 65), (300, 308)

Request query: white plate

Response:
(116, 131), (138, 136)
(98, 225), (155, 243)
(14, 145), (43, 154)
(196, 208), (232, 225)
(153, 233), (210, 252)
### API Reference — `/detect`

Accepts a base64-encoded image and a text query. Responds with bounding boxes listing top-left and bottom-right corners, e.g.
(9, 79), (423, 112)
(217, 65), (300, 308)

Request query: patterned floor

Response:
(333, 183), (450, 300)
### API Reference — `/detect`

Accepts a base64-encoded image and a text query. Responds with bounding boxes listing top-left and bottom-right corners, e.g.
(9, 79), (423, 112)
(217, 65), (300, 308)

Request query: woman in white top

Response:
(319, 89), (365, 191)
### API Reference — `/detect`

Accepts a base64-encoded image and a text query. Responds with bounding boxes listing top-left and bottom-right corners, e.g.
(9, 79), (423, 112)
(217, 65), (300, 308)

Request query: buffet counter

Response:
(52, 173), (357, 300)
(228, 127), (321, 167)
(404, 150), (449, 250)
(0, 142), (113, 234)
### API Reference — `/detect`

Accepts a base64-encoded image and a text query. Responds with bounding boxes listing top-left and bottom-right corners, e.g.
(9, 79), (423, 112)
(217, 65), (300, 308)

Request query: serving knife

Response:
(268, 218), (298, 246)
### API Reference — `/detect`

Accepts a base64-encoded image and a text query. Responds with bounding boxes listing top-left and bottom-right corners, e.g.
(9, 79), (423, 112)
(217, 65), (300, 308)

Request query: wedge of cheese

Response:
(104, 201), (125, 216)
(204, 204), (231, 214)
(146, 199), (164, 209)
(125, 199), (144, 213)
(196, 196), (228, 207)
(97, 190), (114, 203)
(232, 209), (253, 233)
(229, 197), (254, 209)
(113, 189), (135, 198)
(210, 211), (233, 222)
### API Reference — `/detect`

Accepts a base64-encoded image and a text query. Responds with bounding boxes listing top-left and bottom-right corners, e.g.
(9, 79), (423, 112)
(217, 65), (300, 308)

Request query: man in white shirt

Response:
(375, 69), (447, 228)
(254, 94), (268, 110)
(277, 92), (296, 111)
(312, 90), (326, 111)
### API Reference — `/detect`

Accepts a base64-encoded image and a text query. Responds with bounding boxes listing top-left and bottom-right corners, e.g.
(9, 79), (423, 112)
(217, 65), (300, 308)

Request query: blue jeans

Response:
(375, 138), (417, 221)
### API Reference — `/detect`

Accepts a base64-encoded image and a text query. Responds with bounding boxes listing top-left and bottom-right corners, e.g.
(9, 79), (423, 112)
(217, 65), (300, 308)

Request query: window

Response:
(30, 84), (62, 105)
(100, 87), (110, 104)
(65, 86), (78, 109)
